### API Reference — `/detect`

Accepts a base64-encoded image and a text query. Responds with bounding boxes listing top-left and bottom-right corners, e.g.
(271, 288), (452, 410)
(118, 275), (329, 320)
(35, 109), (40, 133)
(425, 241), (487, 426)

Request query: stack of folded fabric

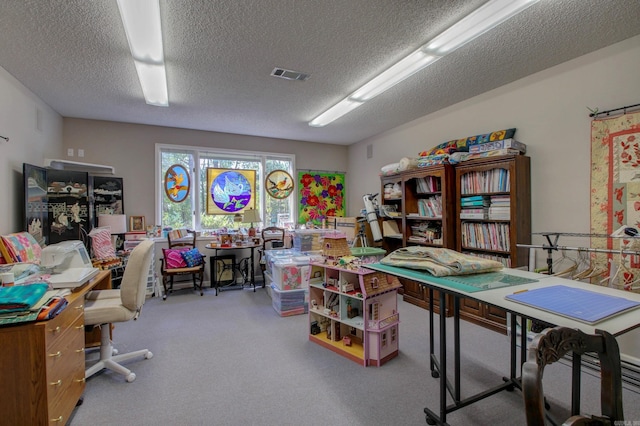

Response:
(380, 246), (503, 277)
(0, 283), (52, 324)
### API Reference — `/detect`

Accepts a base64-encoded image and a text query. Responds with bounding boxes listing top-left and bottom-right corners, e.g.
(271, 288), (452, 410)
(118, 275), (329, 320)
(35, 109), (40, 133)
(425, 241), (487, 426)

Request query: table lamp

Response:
(98, 214), (127, 249)
(242, 208), (262, 237)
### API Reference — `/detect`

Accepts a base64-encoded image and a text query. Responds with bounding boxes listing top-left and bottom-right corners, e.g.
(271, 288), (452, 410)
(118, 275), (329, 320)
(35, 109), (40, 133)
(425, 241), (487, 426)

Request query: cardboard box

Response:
(334, 217), (358, 242)
(468, 138), (526, 154)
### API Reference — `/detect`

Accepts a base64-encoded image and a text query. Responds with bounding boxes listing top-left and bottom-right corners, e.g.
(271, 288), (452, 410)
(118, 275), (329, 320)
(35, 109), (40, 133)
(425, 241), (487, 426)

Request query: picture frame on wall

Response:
(130, 215), (145, 232)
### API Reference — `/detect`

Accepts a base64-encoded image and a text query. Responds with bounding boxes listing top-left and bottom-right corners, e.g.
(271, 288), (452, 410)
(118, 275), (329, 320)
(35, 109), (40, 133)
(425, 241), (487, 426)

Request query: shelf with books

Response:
(403, 165), (455, 250)
(455, 154), (531, 334)
(380, 165), (455, 314)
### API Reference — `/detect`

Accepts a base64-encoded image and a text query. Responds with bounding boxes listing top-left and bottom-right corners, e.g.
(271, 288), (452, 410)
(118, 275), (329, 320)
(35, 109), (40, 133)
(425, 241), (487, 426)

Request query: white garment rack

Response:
(518, 232), (640, 275)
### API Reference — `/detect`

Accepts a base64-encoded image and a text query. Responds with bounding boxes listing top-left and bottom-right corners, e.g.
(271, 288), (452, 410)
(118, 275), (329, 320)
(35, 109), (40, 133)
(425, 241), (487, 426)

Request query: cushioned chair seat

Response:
(84, 297), (138, 324)
(86, 289), (121, 300)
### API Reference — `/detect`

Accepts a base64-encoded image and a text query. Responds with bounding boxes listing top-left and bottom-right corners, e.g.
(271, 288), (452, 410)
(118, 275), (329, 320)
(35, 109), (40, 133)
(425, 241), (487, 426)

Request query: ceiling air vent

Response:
(271, 67), (310, 81)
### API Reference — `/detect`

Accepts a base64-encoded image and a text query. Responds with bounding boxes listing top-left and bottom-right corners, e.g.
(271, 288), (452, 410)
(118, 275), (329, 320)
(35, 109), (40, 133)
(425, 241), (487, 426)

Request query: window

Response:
(156, 144), (295, 232)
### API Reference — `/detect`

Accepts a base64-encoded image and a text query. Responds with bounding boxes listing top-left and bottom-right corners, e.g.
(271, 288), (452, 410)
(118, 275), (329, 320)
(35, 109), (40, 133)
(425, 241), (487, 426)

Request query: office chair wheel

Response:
(426, 415), (436, 425)
(145, 351), (154, 359)
(126, 372), (136, 383)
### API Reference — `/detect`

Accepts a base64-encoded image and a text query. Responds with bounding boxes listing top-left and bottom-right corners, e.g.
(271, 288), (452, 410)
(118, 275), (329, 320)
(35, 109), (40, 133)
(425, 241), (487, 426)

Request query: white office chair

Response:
(84, 239), (155, 382)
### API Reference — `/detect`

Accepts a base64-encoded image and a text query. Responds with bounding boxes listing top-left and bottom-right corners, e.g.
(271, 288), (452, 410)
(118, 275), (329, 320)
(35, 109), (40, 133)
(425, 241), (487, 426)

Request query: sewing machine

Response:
(41, 241), (99, 288)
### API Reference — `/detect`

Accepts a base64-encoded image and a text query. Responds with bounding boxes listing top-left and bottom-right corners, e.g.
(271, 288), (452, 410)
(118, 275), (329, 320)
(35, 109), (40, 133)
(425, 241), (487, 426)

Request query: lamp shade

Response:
(98, 214), (128, 234)
(242, 208), (262, 224)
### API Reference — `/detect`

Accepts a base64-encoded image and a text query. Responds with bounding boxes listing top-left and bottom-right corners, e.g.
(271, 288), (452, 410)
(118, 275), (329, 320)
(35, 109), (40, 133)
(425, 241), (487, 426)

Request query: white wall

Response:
(62, 118), (349, 228)
(0, 66), (63, 235)
(348, 34), (640, 240)
(346, 34), (640, 361)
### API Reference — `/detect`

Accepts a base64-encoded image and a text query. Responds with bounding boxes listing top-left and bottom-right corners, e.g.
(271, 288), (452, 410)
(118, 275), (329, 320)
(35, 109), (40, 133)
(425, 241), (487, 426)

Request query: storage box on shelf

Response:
(308, 261), (401, 366)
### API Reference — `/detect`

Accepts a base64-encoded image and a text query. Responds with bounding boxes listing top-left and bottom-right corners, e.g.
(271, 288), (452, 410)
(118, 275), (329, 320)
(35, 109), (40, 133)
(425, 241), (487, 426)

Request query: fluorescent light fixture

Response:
(134, 62), (168, 107)
(308, 0), (540, 127)
(350, 50), (441, 102)
(117, 0), (168, 107)
(425, 0), (540, 54)
(309, 98), (363, 127)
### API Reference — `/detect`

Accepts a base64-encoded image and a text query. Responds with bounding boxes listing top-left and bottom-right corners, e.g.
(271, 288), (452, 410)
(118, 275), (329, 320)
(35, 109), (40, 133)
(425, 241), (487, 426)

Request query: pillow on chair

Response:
(89, 227), (116, 260)
(181, 248), (204, 268)
(1, 232), (42, 264)
(162, 248), (189, 269)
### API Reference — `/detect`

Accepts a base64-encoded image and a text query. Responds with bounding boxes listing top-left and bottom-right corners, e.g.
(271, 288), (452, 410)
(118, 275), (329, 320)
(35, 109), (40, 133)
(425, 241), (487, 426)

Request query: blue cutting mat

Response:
(505, 285), (640, 324)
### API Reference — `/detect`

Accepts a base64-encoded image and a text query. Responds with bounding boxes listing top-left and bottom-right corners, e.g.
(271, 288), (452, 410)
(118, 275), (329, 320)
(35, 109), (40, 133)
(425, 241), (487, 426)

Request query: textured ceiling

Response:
(1, 1), (639, 145)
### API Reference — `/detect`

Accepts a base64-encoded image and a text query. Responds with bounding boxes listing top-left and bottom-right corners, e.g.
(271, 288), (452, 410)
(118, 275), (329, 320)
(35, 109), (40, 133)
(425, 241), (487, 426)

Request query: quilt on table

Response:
(380, 246), (503, 277)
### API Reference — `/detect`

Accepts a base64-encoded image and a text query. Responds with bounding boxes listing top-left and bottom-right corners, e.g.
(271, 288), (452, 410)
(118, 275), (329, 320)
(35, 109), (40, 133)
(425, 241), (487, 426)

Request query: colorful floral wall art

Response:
(297, 171), (345, 226)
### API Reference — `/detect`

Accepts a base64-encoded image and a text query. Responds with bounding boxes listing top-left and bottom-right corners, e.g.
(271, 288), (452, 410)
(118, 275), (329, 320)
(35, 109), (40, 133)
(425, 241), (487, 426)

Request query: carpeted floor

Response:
(70, 285), (640, 425)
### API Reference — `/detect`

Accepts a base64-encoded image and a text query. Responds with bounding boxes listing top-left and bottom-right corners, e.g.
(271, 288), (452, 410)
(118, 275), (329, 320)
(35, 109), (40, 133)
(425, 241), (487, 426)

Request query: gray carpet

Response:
(70, 285), (640, 425)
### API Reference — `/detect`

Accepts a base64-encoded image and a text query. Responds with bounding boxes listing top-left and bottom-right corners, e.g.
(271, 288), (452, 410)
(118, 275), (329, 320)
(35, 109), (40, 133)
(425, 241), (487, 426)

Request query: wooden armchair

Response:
(258, 227), (285, 286)
(160, 229), (205, 300)
(522, 326), (623, 426)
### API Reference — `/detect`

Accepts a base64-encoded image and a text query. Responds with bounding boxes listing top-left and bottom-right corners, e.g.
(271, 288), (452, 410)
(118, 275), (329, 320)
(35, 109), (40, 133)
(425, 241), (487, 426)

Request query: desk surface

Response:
(366, 264), (640, 337)
(205, 243), (260, 250)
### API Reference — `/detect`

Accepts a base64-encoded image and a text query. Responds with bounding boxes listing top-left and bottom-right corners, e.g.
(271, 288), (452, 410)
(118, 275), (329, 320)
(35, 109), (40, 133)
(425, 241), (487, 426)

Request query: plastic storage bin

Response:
(264, 249), (299, 275)
(271, 257), (311, 290)
(270, 284), (308, 317)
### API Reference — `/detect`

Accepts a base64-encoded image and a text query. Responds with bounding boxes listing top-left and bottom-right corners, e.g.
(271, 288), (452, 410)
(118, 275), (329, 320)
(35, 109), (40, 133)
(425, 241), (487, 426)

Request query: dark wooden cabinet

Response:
(379, 155), (531, 333)
(455, 155), (531, 333)
(380, 165), (455, 313)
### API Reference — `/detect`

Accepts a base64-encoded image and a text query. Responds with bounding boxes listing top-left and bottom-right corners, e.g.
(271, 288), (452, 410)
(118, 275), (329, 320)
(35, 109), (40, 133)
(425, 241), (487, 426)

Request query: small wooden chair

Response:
(522, 326), (623, 426)
(160, 229), (205, 299)
(258, 227), (285, 286)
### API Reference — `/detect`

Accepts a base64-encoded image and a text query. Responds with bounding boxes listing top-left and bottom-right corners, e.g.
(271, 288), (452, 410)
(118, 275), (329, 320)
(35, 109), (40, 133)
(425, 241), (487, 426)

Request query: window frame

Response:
(155, 143), (295, 231)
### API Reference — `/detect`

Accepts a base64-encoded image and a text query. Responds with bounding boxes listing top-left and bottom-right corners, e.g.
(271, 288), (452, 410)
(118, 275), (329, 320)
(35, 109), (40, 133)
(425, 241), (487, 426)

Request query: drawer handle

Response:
(76, 348), (85, 353)
(75, 324), (84, 329)
(51, 416), (63, 422)
(74, 377), (86, 383)
(75, 304), (84, 310)
(48, 351), (62, 358)
(49, 326), (61, 333)
(50, 379), (62, 386)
